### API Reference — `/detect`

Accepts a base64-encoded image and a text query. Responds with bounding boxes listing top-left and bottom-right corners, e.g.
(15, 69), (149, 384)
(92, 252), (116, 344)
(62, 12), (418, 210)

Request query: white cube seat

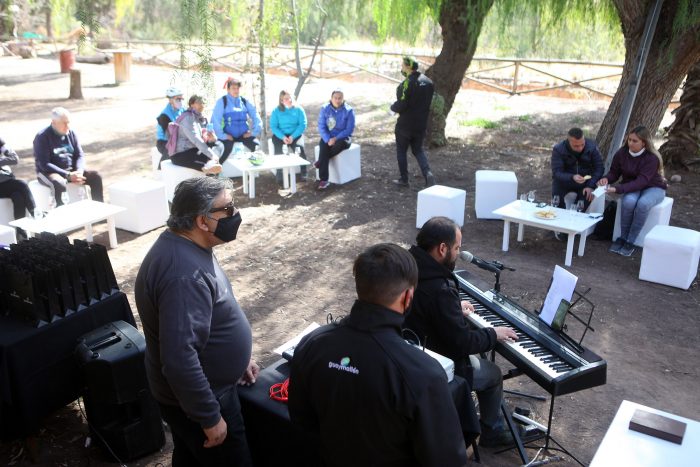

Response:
(28, 180), (52, 212)
(314, 143), (361, 184)
(0, 198), (14, 225)
(108, 178), (169, 234)
(161, 160), (206, 202)
(474, 170), (518, 219)
(417, 185), (467, 228)
(639, 226), (700, 290)
(614, 196), (673, 247)
(0, 224), (16, 245)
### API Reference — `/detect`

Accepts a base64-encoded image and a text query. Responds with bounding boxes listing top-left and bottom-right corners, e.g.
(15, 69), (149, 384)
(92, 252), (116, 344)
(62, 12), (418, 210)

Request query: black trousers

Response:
(0, 178), (35, 219)
(271, 134), (307, 180)
(396, 130), (431, 181)
(317, 138), (351, 182)
(552, 179), (591, 210)
(171, 148), (210, 171)
(156, 140), (169, 169)
(219, 136), (260, 163)
(37, 170), (104, 205)
(158, 386), (252, 467)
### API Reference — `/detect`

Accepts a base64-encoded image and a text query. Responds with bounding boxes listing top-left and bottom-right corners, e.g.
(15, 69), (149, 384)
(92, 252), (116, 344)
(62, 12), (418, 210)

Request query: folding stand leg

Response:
(501, 400), (528, 464)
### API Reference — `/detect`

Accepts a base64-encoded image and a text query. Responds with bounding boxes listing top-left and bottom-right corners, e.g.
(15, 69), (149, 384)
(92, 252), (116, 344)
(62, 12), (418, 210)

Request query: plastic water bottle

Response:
(295, 146), (301, 156)
(206, 123), (214, 133)
(61, 191), (70, 205)
(282, 144), (289, 155)
(48, 193), (57, 211)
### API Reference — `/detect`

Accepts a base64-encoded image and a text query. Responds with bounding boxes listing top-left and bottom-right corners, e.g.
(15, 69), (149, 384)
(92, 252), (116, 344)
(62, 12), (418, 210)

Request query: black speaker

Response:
(76, 321), (165, 462)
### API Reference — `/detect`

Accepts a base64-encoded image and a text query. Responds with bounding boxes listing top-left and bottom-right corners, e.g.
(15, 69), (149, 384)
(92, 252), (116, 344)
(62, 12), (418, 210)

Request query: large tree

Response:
(596, 0), (700, 160)
(660, 59), (700, 169)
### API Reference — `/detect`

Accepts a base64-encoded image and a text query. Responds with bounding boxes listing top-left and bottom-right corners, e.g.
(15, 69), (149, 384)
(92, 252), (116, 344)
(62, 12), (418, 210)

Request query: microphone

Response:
(459, 251), (502, 274)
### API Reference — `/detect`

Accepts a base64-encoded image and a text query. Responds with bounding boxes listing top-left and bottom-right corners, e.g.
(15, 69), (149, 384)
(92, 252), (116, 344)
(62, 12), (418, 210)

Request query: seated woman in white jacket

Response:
(169, 95), (224, 175)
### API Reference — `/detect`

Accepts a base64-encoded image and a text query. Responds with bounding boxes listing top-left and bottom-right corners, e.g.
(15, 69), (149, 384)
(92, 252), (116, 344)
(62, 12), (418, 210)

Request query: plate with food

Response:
(534, 210), (557, 220)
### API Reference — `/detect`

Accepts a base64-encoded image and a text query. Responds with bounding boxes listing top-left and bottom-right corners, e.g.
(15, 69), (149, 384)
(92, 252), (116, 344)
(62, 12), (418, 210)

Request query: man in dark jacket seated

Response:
(551, 127), (604, 210)
(289, 243), (468, 467)
(404, 216), (519, 448)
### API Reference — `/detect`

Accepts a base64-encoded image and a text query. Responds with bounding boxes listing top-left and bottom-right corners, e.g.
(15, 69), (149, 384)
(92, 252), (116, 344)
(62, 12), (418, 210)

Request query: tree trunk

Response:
(660, 60), (700, 169)
(425, 0), (494, 147)
(69, 69), (83, 99)
(258, 0), (268, 151)
(596, 0), (700, 162)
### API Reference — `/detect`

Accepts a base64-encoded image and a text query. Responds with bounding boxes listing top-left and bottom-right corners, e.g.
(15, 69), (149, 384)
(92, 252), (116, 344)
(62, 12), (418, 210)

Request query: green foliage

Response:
(460, 118), (501, 129)
(517, 114), (532, 122)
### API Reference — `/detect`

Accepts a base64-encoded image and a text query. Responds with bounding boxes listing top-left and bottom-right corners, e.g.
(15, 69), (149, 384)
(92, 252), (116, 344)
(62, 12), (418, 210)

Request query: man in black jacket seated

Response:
(404, 216), (519, 448)
(551, 127), (604, 210)
(289, 243), (468, 467)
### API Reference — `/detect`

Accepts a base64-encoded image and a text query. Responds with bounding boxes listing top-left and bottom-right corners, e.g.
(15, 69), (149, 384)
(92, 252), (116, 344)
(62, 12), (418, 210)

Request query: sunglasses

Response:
(208, 202), (237, 217)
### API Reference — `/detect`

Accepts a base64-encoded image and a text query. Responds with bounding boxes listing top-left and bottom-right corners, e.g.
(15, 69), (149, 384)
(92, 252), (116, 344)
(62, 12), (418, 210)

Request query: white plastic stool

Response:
(613, 196), (673, 247)
(151, 147), (163, 180)
(0, 198), (14, 225)
(161, 160), (206, 202)
(314, 143), (361, 184)
(108, 178), (169, 234)
(639, 225), (700, 289)
(417, 185), (467, 228)
(0, 224), (17, 245)
(474, 170), (517, 219)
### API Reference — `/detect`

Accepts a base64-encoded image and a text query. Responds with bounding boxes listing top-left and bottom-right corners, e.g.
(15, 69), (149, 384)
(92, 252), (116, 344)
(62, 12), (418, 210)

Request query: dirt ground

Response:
(1, 55), (699, 467)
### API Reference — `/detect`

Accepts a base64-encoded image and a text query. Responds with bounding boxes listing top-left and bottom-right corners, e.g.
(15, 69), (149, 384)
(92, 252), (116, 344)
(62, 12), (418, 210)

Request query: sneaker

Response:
(609, 237), (625, 254)
(618, 241), (636, 257)
(392, 178), (409, 187)
(202, 159), (223, 175)
(479, 427), (517, 448)
(317, 181), (330, 190)
(425, 171), (436, 187)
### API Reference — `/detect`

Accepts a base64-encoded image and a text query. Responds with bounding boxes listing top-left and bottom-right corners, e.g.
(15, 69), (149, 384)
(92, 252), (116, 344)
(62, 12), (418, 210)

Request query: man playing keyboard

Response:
(405, 216), (519, 448)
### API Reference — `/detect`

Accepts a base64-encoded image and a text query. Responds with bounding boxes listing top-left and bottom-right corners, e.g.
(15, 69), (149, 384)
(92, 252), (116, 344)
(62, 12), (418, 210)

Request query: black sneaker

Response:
(609, 237), (625, 254)
(425, 171), (436, 187)
(392, 178), (409, 187)
(479, 427), (516, 448)
(618, 241), (636, 257)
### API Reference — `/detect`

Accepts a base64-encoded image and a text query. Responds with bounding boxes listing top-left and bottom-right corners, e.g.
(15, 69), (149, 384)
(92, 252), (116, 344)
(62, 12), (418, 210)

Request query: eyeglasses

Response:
(173, 97), (184, 102)
(208, 202), (237, 218)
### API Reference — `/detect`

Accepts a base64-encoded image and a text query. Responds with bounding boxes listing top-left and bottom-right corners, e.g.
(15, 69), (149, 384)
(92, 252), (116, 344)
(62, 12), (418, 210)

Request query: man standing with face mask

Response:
(404, 216), (519, 448)
(135, 177), (257, 467)
(390, 56), (436, 188)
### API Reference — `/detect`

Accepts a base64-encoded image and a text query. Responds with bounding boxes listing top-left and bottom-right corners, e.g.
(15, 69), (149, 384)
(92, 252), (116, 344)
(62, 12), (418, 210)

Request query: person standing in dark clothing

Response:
(551, 127), (604, 209)
(32, 107), (103, 205)
(0, 136), (35, 222)
(135, 177), (258, 467)
(391, 56), (436, 188)
(289, 243), (467, 467)
(404, 216), (519, 448)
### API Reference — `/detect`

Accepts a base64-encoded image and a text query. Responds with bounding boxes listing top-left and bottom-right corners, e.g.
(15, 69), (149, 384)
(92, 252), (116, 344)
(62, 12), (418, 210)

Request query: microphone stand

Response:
(490, 261), (515, 293)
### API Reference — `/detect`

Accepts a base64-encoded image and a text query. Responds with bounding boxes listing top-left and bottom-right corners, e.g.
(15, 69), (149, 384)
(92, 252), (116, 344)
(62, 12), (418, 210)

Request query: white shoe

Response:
(202, 159), (223, 174)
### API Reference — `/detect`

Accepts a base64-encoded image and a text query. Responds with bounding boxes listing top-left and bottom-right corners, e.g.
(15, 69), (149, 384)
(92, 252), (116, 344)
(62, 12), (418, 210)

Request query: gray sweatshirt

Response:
(135, 230), (252, 428)
(175, 110), (220, 159)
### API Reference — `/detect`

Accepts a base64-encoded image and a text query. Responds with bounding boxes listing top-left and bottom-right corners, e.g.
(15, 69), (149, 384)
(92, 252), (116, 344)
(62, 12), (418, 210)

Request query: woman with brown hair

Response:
(597, 125), (667, 256)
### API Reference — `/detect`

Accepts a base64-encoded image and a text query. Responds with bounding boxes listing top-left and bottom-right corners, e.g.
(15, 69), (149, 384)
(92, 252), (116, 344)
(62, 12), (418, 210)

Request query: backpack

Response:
(592, 200), (617, 241)
(165, 110), (193, 156)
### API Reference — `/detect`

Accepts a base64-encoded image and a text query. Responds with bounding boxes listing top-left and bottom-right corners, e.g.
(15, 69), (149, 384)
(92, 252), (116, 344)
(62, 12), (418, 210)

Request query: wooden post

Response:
(512, 61), (520, 95)
(319, 50), (324, 78)
(113, 51), (132, 83)
(69, 69), (83, 99)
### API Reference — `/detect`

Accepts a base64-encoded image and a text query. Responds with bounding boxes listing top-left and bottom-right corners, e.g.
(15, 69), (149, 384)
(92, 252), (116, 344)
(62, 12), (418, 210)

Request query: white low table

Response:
(9, 200), (126, 248)
(492, 200), (602, 267)
(591, 400), (700, 467)
(230, 154), (310, 199)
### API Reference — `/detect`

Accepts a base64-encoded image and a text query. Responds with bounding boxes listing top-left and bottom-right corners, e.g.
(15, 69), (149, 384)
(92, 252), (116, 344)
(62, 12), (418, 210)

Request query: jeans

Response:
(158, 386), (252, 467)
(317, 137), (351, 182)
(619, 187), (666, 244)
(272, 134), (307, 181)
(0, 178), (36, 219)
(395, 131), (431, 181)
(552, 179), (591, 210)
(469, 355), (504, 434)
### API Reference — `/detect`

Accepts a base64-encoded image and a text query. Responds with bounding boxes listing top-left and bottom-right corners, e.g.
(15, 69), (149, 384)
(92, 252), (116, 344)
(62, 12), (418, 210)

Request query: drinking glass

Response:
(527, 190), (536, 204)
(576, 200), (585, 213)
(551, 195), (560, 209)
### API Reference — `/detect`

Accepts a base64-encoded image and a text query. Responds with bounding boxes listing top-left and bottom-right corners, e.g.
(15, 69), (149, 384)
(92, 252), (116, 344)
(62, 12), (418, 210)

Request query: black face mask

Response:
(213, 211), (242, 242)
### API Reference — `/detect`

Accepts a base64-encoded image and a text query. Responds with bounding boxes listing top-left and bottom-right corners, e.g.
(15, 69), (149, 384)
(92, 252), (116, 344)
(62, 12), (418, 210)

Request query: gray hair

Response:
(51, 107), (70, 121)
(167, 177), (234, 231)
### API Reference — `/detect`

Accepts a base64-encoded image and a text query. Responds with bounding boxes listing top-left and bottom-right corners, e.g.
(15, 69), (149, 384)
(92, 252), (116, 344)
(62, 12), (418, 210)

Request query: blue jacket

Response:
(33, 125), (86, 178)
(211, 95), (262, 139)
(551, 138), (604, 189)
(156, 103), (184, 141)
(318, 102), (355, 142)
(270, 106), (307, 140)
